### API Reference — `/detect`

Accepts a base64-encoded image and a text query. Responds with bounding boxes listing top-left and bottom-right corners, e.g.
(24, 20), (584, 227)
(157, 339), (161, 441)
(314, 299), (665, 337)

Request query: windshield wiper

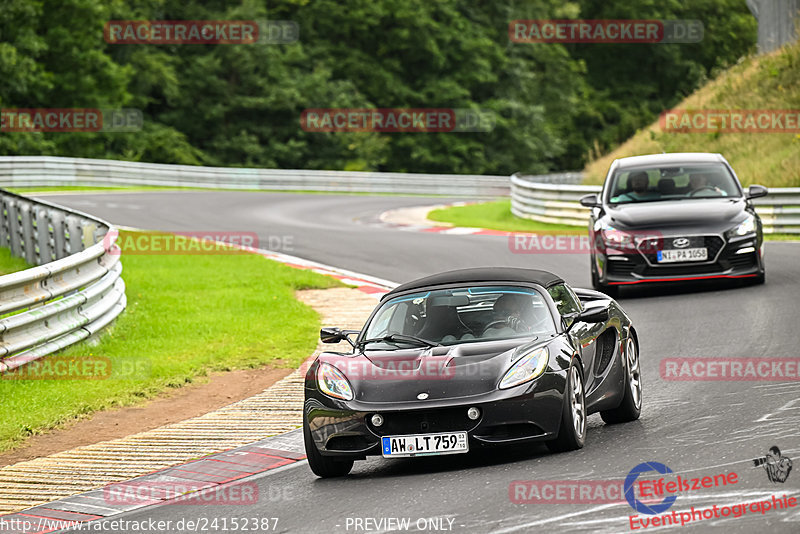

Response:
(359, 334), (441, 348)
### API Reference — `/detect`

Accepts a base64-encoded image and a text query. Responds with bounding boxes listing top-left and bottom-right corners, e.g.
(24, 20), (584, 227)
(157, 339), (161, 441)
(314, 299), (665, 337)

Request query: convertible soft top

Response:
(382, 267), (564, 301)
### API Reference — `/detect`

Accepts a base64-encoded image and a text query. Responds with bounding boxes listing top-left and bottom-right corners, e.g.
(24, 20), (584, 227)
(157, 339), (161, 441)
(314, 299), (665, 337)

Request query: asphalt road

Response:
(41, 191), (800, 534)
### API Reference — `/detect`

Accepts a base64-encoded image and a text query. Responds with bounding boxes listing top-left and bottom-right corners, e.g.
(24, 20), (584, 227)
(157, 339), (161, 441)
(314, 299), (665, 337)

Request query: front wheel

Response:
(303, 414), (354, 478)
(546, 359), (586, 452)
(601, 337), (642, 424)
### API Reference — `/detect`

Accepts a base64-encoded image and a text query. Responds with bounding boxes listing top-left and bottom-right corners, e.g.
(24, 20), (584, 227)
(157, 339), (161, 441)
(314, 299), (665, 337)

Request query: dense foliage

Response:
(0, 0), (756, 174)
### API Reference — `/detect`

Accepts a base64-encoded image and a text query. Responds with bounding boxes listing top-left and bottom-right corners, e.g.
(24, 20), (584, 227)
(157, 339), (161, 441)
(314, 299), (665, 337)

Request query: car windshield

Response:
(361, 286), (556, 348)
(607, 163), (742, 204)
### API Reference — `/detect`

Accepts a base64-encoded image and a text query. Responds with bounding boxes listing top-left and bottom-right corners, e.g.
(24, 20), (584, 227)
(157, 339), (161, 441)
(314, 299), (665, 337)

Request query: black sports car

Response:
(580, 152), (767, 297)
(303, 267), (641, 477)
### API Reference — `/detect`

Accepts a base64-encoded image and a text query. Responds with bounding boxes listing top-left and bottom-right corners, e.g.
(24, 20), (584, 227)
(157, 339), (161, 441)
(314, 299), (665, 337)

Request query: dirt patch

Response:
(0, 365), (291, 468)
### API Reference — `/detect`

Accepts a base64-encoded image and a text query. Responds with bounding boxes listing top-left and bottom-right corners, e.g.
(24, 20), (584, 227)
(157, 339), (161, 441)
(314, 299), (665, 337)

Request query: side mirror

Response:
(320, 327), (344, 343)
(320, 327), (359, 347)
(577, 307), (609, 323)
(566, 307), (609, 331)
(746, 184), (768, 200)
(580, 194), (600, 208)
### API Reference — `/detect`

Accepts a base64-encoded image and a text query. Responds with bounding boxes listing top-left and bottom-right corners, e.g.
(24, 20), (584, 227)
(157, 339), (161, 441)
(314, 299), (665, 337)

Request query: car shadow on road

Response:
(615, 278), (760, 300)
(344, 442), (554, 479)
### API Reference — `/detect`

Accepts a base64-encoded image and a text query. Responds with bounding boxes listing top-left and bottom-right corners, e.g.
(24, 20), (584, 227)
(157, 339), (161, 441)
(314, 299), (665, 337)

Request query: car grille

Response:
(369, 407), (478, 436)
(727, 251), (758, 270)
(638, 235), (724, 265)
(607, 261), (636, 276)
(641, 263), (723, 276)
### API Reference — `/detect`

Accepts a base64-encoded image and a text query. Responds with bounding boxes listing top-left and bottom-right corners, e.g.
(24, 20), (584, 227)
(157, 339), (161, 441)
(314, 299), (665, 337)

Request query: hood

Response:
(607, 198), (746, 230)
(322, 338), (544, 402)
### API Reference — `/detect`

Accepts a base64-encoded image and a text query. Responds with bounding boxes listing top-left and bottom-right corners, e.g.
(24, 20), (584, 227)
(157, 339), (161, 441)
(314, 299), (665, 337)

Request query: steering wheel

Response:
(688, 185), (718, 196)
(481, 320), (511, 336)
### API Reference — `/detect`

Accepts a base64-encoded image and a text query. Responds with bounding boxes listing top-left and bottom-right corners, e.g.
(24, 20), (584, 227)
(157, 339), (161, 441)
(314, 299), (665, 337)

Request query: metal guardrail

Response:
(0, 189), (126, 372)
(511, 172), (800, 234)
(0, 156), (509, 197)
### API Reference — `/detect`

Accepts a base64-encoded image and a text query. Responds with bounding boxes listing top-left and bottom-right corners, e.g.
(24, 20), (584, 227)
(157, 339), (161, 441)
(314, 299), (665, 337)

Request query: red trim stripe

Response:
(609, 274), (758, 285)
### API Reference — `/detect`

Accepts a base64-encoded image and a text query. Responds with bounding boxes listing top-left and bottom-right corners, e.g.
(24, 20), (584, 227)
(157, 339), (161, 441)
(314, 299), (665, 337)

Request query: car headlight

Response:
(598, 221), (635, 249)
(727, 214), (756, 238)
(317, 363), (354, 400)
(499, 347), (549, 390)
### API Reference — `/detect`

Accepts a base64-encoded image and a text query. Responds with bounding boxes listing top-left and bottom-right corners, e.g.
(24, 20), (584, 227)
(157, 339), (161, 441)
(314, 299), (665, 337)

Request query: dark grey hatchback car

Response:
(580, 153), (767, 297)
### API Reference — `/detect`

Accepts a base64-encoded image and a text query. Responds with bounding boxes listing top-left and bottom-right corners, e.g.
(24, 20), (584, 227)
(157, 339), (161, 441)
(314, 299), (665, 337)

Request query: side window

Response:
(547, 284), (582, 317)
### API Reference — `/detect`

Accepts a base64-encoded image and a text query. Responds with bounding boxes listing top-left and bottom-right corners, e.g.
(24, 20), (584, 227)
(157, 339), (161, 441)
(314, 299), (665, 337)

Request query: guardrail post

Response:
(34, 205), (54, 265)
(65, 215), (83, 254)
(19, 202), (38, 265)
(0, 195), (10, 250)
(50, 211), (67, 259)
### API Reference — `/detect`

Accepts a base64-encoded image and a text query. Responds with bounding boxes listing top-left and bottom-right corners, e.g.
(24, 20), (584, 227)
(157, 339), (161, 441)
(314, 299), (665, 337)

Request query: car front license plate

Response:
(657, 247), (708, 263)
(381, 432), (468, 458)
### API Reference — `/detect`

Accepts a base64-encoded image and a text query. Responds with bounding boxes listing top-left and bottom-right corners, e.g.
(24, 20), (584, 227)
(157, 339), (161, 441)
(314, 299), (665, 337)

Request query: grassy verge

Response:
(583, 41), (800, 187)
(0, 248), (33, 275)
(0, 230), (342, 452)
(428, 200), (799, 241)
(428, 200), (580, 233)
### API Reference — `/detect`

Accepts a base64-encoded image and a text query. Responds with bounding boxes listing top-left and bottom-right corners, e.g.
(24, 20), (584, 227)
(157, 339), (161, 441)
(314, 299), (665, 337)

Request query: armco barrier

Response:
(0, 189), (126, 372)
(512, 172), (800, 234)
(0, 156), (509, 197)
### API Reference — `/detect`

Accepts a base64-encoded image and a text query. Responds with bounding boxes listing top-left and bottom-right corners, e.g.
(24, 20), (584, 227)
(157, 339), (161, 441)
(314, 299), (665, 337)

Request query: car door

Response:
(547, 284), (602, 389)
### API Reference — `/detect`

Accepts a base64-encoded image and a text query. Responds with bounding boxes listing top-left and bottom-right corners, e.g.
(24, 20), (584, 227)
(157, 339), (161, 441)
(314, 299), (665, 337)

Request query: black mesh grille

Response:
(370, 407), (477, 436)
(594, 330), (617, 375)
(608, 262), (636, 276)
(638, 235), (724, 264)
(727, 252), (758, 269)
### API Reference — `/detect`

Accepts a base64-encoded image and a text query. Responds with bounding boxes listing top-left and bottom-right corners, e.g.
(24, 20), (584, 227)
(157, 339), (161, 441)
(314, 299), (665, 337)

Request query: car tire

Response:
(600, 337), (642, 424)
(546, 359), (586, 453)
(590, 258), (601, 290)
(591, 260), (620, 299)
(303, 414), (354, 478)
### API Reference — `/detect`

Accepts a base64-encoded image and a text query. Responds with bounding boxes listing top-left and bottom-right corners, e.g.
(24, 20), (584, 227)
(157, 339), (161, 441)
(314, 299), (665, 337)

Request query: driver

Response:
(617, 171), (658, 202)
(487, 294), (531, 335)
(689, 173), (726, 196)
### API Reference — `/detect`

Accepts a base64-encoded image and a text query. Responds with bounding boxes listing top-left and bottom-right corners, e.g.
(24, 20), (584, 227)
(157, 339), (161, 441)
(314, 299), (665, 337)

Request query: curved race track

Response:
(41, 191), (800, 534)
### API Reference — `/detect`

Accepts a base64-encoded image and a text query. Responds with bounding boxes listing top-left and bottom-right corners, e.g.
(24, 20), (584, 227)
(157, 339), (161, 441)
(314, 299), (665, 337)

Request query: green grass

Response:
(584, 40), (800, 188)
(428, 200), (583, 233)
(0, 230), (342, 452)
(0, 247), (33, 275)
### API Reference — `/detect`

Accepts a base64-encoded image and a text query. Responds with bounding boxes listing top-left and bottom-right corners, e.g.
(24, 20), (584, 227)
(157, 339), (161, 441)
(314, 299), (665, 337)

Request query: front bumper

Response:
(597, 233), (764, 286)
(305, 371), (567, 458)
